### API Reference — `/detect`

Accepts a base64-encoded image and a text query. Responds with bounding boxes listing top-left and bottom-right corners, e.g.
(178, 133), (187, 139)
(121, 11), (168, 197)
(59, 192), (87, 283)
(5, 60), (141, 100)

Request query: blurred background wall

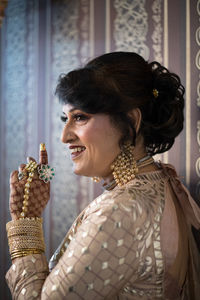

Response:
(0, 0), (199, 298)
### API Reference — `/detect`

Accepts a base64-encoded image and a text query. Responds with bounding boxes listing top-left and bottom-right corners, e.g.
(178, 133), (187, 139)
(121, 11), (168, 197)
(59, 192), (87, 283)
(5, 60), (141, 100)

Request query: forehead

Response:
(62, 104), (77, 114)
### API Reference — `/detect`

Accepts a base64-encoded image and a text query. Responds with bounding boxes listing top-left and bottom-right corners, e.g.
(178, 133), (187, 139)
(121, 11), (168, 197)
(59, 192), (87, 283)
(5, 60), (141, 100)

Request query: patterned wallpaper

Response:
(0, 0), (199, 298)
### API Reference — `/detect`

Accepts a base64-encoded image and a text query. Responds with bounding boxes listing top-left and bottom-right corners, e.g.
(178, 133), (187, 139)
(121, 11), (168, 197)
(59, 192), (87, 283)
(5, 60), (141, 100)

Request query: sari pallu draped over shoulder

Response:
(160, 163), (200, 299)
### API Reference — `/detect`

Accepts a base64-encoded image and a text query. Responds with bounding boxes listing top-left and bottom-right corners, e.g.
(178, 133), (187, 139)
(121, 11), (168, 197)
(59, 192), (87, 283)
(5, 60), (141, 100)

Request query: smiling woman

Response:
(60, 105), (122, 179)
(5, 52), (200, 299)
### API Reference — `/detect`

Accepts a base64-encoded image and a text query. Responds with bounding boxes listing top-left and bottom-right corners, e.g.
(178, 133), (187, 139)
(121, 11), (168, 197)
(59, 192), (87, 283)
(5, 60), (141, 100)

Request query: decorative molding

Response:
(78, 1), (95, 209)
(196, 0), (200, 199)
(196, 0), (200, 108)
(2, 2), (27, 295)
(197, 80), (200, 107)
(26, 0), (38, 156)
(51, 0), (80, 248)
(196, 122), (200, 177)
(80, 0), (90, 64)
(5, 0), (27, 188)
(186, 0), (191, 186)
(89, 0), (94, 58)
(163, 0), (168, 164)
(196, 121), (200, 202)
(113, 0), (149, 60)
(151, 0), (163, 163)
(105, 0), (111, 53)
(151, 0), (163, 63)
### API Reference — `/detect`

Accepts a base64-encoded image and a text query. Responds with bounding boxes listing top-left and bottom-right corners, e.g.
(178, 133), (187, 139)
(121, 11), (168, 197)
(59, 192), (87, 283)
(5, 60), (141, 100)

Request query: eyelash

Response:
(60, 114), (88, 123)
(60, 115), (67, 123)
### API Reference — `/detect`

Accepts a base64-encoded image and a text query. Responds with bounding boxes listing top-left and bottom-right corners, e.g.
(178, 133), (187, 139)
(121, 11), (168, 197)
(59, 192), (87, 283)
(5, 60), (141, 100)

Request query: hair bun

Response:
(149, 61), (185, 104)
(140, 61), (185, 154)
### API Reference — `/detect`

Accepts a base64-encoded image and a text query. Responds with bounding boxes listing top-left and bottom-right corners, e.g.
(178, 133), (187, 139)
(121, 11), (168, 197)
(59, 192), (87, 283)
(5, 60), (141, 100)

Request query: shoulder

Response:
(83, 180), (162, 228)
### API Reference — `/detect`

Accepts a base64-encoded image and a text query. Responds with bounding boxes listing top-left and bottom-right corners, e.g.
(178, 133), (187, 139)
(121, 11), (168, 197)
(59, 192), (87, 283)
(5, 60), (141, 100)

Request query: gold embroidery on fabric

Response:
(49, 172), (166, 298)
(123, 178), (165, 298)
(153, 193), (165, 297)
(49, 203), (87, 270)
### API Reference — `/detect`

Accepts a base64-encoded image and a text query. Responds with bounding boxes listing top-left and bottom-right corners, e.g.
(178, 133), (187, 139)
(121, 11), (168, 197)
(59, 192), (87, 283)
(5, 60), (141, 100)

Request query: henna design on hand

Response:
(9, 144), (51, 220)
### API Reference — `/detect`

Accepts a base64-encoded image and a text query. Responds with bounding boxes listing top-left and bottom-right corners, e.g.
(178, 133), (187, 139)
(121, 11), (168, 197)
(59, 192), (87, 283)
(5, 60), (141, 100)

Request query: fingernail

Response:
(40, 143), (46, 151)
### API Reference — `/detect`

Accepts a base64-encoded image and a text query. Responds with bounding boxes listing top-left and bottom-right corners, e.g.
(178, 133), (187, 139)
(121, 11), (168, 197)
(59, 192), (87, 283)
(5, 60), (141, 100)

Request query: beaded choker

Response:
(103, 155), (154, 191)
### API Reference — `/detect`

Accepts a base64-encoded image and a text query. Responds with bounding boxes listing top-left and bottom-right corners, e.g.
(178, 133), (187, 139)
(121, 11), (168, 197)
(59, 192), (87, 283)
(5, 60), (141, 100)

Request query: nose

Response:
(61, 124), (76, 144)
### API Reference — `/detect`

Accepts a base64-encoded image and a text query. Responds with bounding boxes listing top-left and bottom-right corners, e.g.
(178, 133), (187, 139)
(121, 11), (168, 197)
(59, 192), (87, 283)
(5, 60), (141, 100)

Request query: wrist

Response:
(6, 217), (45, 260)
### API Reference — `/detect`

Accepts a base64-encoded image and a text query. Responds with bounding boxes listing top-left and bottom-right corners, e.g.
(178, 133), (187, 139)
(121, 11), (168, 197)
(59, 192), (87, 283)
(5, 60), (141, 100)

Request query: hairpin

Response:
(152, 88), (159, 98)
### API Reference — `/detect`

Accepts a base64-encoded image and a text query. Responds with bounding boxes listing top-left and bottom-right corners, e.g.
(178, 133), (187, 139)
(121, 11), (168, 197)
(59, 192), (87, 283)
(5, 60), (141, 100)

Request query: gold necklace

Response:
(103, 155), (154, 190)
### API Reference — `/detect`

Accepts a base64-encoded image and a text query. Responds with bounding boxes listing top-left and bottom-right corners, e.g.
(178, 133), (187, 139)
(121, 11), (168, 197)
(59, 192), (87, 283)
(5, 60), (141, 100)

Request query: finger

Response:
(18, 164), (28, 181)
(27, 156), (36, 163)
(10, 170), (19, 184)
(39, 143), (48, 165)
(18, 164), (26, 173)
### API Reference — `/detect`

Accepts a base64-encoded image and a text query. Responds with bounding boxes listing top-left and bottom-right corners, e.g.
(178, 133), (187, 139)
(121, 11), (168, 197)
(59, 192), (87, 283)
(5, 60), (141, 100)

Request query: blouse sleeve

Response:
(6, 188), (148, 299)
(6, 253), (49, 299)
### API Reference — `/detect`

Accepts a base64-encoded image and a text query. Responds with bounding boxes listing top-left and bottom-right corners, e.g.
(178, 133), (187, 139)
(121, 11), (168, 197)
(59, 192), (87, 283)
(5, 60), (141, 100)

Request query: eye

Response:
(73, 114), (88, 122)
(60, 112), (89, 124)
(60, 115), (68, 123)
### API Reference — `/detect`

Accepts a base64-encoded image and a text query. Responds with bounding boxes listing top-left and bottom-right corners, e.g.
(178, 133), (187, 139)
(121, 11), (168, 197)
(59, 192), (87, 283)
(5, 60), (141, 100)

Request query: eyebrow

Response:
(62, 108), (78, 115)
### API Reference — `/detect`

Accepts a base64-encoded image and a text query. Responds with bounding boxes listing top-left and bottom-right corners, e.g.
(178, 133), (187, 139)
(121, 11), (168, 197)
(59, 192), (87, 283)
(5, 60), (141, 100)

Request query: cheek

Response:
(79, 119), (121, 157)
(78, 127), (95, 144)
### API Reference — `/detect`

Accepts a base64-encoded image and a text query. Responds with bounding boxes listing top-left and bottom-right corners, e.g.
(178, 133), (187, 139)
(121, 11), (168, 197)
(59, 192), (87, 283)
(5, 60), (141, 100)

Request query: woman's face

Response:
(61, 104), (122, 178)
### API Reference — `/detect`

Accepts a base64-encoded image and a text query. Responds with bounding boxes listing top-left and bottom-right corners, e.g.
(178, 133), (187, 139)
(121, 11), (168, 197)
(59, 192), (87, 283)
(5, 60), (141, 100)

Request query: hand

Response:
(9, 145), (51, 220)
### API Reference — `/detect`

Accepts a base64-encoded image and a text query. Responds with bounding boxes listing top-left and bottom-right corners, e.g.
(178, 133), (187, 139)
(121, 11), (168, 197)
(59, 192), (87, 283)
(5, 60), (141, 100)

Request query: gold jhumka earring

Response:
(111, 142), (138, 187)
(110, 142), (155, 188)
(91, 143), (137, 185)
(92, 142), (154, 189)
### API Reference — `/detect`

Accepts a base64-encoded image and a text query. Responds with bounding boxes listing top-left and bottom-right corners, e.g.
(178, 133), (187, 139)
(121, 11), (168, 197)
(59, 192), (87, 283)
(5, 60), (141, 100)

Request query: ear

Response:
(128, 108), (142, 134)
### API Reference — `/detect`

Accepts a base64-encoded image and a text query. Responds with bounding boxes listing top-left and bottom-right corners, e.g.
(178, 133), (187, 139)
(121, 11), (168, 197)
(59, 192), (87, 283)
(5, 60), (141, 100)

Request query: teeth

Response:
(70, 147), (85, 153)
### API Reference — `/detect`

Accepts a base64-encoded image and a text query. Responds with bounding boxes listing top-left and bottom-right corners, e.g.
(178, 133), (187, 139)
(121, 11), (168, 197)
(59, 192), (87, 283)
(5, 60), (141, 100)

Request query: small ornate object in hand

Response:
(38, 165), (55, 183)
(20, 161), (38, 218)
(20, 144), (55, 218)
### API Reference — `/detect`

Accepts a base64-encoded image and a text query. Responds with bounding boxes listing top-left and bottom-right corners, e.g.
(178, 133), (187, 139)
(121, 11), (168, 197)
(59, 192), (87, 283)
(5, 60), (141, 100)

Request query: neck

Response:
(102, 153), (156, 190)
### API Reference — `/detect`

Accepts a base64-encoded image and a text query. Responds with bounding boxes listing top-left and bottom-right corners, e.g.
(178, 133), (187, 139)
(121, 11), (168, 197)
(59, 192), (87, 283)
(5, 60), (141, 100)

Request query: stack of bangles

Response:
(6, 143), (55, 260)
(7, 218), (45, 260)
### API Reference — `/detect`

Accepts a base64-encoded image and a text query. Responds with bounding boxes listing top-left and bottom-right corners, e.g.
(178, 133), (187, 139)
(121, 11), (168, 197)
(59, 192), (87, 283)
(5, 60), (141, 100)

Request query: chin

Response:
(73, 168), (97, 178)
(73, 167), (89, 176)
(73, 169), (82, 176)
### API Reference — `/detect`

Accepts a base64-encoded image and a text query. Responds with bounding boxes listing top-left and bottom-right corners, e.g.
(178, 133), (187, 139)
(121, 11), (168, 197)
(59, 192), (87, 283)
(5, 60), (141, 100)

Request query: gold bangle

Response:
(9, 242), (45, 251)
(6, 217), (43, 231)
(11, 248), (44, 253)
(11, 250), (43, 260)
(8, 239), (45, 252)
(11, 249), (43, 256)
(7, 231), (43, 238)
(9, 239), (45, 246)
(8, 233), (44, 240)
(7, 217), (45, 257)
(7, 223), (43, 237)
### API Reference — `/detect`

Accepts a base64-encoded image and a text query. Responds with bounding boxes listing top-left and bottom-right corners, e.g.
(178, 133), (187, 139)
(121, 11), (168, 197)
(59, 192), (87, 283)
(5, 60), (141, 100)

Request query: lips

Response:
(69, 146), (86, 159)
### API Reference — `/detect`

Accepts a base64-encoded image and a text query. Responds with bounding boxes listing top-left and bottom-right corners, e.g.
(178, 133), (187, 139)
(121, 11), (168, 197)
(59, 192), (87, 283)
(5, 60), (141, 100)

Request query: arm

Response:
(7, 189), (143, 299)
(6, 253), (49, 299)
(6, 144), (51, 299)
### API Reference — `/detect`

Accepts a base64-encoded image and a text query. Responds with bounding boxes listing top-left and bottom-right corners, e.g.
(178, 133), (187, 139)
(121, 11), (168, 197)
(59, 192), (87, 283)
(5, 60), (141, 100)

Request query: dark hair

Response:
(55, 52), (185, 155)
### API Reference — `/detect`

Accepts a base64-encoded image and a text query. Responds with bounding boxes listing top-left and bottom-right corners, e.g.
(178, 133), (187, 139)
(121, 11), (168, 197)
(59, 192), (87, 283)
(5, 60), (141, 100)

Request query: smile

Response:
(69, 146), (86, 159)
